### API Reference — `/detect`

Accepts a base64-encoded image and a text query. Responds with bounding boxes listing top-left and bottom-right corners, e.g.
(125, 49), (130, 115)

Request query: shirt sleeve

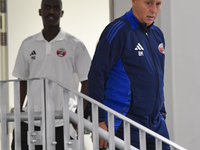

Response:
(12, 41), (29, 79)
(74, 41), (91, 82)
(88, 19), (128, 122)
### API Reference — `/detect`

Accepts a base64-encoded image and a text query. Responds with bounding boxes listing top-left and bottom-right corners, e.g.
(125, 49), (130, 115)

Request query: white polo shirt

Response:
(13, 29), (91, 128)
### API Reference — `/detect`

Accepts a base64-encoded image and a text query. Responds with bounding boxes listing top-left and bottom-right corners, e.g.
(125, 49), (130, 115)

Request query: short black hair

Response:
(41, 0), (62, 8)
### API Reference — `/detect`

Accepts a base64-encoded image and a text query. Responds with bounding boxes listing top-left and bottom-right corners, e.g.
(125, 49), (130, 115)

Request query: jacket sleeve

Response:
(88, 19), (128, 122)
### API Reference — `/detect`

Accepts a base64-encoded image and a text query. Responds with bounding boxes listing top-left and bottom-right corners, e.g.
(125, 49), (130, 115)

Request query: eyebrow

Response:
(147, 0), (155, 2)
(146, 0), (162, 4)
(43, 4), (61, 7)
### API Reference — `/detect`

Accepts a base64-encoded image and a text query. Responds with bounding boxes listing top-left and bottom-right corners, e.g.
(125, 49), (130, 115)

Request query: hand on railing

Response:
(72, 122), (77, 130)
(99, 121), (108, 149)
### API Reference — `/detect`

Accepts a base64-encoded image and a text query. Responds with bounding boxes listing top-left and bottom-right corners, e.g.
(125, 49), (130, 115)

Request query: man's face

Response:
(132, 0), (162, 26)
(39, 0), (63, 28)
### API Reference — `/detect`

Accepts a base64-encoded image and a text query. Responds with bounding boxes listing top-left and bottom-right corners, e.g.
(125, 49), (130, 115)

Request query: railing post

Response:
(14, 80), (21, 150)
(155, 138), (162, 150)
(63, 89), (71, 149)
(27, 79), (35, 150)
(45, 79), (56, 150)
(0, 81), (7, 150)
(139, 129), (147, 150)
(77, 96), (84, 150)
(124, 121), (131, 150)
(40, 78), (46, 150)
(92, 103), (99, 150)
(108, 112), (115, 150)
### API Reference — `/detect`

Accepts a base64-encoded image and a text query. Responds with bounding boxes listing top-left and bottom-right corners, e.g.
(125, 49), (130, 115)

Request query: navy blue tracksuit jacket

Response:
(88, 9), (170, 150)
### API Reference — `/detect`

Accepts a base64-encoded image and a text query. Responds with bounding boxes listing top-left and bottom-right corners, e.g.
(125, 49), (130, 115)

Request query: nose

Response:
(49, 7), (54, 14)
(150, 4), (158, 13)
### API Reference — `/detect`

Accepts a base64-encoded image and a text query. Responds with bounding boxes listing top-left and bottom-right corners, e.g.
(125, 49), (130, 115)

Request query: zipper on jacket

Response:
(145, 32), (160, 129)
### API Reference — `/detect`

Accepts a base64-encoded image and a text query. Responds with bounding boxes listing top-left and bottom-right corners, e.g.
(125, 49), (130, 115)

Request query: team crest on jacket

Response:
(57, 48), (66, 57)
(158, 43), (165, 54)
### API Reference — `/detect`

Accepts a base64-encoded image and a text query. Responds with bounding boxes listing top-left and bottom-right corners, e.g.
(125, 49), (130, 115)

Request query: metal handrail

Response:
(47, 77), (187, 150)
(0, 78), (187, 150)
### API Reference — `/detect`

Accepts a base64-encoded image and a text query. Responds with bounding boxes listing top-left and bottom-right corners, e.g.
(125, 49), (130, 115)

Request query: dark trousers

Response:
(11, 122), (65, 150)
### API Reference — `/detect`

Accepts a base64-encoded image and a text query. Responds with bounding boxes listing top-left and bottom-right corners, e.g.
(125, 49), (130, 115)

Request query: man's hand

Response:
(99, 121), (108, 149)
(161, 112), (166, 120)
(72, 122), (77, 130)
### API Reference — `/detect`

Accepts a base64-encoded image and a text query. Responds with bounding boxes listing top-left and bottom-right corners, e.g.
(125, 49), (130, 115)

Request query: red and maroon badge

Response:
(57, 48), (66, 57)
(158, 43), (165, 54)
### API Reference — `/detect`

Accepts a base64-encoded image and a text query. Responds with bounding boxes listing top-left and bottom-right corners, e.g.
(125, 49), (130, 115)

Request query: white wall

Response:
(160, 0), (175, 143)
(113, 0), (132, 19)
(7, 0), (109, 149)
(161, 1), (200, 149)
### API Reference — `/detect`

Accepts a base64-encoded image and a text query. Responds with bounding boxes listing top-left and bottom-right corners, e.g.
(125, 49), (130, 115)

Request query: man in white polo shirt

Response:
(11, 0), (91, 149)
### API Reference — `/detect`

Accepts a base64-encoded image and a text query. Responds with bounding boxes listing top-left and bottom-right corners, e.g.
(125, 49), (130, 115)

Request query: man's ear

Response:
(132, 0), (136, 6)
(39, 9), (42, 16)
(61, 10), (64, 17)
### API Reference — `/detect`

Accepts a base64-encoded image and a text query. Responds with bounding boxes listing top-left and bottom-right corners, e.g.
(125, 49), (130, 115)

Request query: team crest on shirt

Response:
(57, 48), (66, 57)
(158, 43), (165, 54)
